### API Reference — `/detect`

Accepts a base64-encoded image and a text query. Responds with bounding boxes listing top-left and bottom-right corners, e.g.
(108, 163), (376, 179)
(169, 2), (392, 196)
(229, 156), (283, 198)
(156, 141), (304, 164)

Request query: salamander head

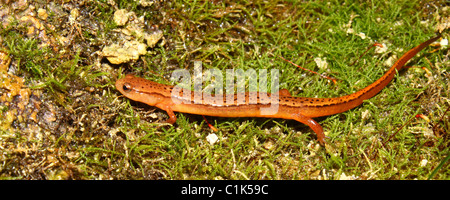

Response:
(115, 74), (165, 106)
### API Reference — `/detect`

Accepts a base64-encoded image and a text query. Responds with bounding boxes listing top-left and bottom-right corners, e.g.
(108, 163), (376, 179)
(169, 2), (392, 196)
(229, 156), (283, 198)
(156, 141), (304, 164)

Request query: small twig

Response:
(382, 115), (416, 147)
(277, 55), (337, 84)
(351, 42), (383, 70)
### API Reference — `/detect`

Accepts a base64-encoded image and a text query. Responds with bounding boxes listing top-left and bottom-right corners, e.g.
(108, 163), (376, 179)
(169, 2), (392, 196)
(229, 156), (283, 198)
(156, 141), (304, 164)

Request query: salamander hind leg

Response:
(291, 113), (327, 145)
(279, 89), (292, 96)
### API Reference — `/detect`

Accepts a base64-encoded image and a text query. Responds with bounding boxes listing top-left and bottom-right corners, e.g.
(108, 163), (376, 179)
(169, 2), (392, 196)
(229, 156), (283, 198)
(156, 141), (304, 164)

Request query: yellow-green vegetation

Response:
(0, 0), (448, 180)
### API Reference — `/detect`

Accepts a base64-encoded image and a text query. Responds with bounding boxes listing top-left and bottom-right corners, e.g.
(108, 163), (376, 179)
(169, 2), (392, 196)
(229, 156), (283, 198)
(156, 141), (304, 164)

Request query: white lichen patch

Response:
(314, 57), (328, 69)
(113, 9), (131, 26)
(374, 43), (388, 54)
(384, 54), (397, 67)
(206, 133), (219, 145)
(101, 41), (147, 64)
(101, 8), (165, 64)
(338, 172), (359, 180)
(440, 38), (448, 47)
(356, 32), (366, 39)
(37, 8), (48, 20)
(145, 29), (164, 47)
(135, 0), (154, 7)
(420, 159), (428, 167)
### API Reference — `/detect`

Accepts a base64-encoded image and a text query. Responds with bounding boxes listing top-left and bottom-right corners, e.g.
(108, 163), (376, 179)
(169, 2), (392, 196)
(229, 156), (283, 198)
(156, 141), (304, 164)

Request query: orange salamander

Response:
(115, 35), (440, 145)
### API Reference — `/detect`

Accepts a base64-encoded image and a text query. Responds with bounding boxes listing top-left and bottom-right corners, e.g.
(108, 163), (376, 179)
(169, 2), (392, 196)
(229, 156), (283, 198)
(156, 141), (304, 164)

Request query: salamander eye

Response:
(122, 83), (132, 92)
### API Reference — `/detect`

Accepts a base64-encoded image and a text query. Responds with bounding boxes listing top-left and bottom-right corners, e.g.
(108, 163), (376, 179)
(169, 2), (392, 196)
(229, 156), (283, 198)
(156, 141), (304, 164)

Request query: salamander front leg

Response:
(165, 109), (177, 124)
(157, 104), (177, 124)
(292, 113), (327, 145)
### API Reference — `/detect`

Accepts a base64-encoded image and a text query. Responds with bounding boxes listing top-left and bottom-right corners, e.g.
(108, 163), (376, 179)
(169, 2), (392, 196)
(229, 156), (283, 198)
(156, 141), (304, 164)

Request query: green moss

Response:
(0, 0), (448, 180)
